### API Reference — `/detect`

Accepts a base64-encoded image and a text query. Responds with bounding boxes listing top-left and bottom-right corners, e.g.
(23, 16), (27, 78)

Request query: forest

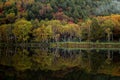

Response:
(0, 0), (120, 43)
(0, 0), (120, 79)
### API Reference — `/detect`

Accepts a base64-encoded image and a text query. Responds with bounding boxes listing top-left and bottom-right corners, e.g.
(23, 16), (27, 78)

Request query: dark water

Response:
(0, 47), (120, 80)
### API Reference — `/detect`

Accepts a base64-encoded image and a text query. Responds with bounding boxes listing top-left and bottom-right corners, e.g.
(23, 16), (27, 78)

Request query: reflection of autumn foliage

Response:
(12, 49), (32, 71)
(32, 49), (82, 71)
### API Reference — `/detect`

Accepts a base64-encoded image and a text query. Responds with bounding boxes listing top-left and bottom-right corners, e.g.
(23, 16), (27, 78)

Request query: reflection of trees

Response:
(12, 49), (32, 71)
(32, 49), (54, 70)
(32, 49), (83, 70)
(0, 47), (14, 66)
(98, 50), (120, 76)
(90, 51), (105, 73)
(105, 50), (113, 64)
(1, 48), (83, 71)
(0, 47), (120, 76)
(81, 50), (119, 76)
(80, 50), (93, 72)
(80, 50), (110, 73)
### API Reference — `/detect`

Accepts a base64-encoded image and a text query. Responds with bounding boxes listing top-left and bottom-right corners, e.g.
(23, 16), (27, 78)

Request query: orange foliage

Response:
(53, 11), (73, 22)
(0, 3), (3, 13)
(97, 14), (120, 34)
(4, 1), (12, 7)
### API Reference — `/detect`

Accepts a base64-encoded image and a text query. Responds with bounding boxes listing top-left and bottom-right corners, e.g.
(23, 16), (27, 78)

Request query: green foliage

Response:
(80, 19), (92, 41)
(6, 12), (15, 23)
(33, 24), (53, 42)
(27, 2), (53, 20)
(3, 1), (17, 16)
(101, 19), (114, 41)
(0, 24), (13, 42)
(62, 23), (81, 41)
(12, 19), (32, 42)
(80, 16), (120, 42)
(90, 18), (104, 41)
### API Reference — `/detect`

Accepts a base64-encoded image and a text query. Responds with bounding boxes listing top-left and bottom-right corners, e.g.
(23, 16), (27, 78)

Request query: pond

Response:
(0, 46), (120, 80)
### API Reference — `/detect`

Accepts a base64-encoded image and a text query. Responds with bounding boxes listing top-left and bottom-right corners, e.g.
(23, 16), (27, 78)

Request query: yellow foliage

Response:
(33, 25), (53, 42)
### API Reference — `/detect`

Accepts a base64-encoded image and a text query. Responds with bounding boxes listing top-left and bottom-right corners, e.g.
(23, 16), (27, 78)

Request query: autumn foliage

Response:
(0, 0), (120, 43)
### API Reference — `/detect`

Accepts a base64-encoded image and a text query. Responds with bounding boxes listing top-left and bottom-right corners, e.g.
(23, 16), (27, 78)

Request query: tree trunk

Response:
(112, 33), (113, 42)
(108, 34), (110, 42)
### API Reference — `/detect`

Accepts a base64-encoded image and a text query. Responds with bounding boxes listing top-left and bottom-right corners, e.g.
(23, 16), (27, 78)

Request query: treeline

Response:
(0, 0), (120, 43)
(0, 14), (120, 43)
(0, 0), (118, 23)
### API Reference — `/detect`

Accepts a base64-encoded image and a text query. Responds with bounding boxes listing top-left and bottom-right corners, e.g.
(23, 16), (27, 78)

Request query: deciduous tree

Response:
(12, 19), (32, 42)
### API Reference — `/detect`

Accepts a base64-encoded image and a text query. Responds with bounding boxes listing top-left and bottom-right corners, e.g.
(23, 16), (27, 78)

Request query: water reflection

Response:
(0, 47), (120, 80)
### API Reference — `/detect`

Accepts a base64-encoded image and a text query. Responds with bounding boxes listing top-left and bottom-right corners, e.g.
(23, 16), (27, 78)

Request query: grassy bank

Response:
(51, 42), (120, 49)
(1, 42), (120, 49)
(0, 42), (50, 48)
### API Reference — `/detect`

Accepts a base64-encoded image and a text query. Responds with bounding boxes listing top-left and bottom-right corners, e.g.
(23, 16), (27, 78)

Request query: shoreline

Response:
(1, 42), (120, 49)
(51, 42), (120, 49)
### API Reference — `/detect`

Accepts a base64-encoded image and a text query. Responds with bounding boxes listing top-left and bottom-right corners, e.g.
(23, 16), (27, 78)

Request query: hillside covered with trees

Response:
(0, 0), (120, 43)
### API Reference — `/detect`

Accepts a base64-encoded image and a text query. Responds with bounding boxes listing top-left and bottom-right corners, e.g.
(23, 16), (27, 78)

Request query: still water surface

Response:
(0, 47), (120, 80)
